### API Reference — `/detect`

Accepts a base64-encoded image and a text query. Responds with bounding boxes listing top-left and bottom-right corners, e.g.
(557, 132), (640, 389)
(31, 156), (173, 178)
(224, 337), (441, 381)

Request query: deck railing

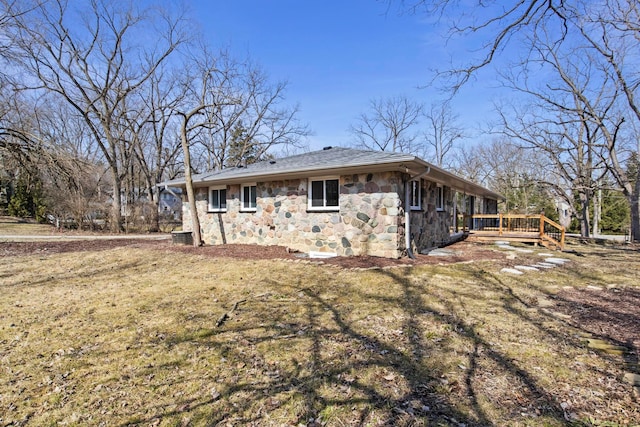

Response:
(463, 213), (565, 250)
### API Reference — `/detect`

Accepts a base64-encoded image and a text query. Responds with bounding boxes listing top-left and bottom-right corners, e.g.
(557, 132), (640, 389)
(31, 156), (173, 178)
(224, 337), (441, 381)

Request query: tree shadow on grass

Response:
(122, 262), (594, 426)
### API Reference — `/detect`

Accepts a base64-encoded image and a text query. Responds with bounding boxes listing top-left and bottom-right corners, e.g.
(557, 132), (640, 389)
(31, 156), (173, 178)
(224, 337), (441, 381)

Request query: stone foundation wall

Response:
(182, 172), (405, 258)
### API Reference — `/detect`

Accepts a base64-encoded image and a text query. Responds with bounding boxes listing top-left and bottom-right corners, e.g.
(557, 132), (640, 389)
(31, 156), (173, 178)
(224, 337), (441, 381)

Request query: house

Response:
(161, 147), (502, 258)
(158, 187), (182, 221)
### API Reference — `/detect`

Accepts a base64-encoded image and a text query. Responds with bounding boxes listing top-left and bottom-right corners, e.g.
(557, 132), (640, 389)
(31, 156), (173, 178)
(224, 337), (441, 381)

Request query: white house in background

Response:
(160, 147), (502, 258)
(158, 187), (182, 221)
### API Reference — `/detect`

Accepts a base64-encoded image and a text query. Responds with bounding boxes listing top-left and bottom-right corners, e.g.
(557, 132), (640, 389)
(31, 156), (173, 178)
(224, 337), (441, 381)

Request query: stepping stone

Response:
(624, 373), (640, 386)
(495, 241), (511, 246)
(586, 285), (603, 291)
(538, 252), (554, 257)
(537, 297), (555, 308)
(586, 339), (629, 355)
(541, 308), (572, 319)
(515, 248), (534, 253)
(534, 263), (556, 269)
(427, 248), (458, 256)
(500, 268), (524, 275)
(545, 257), (569, 265)
(515, 265), (539, 271)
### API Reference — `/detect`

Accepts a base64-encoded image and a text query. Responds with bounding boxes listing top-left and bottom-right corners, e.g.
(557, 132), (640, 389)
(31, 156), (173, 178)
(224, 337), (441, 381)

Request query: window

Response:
(241, 184), (257, 211)
(436, 185), (444, 211)
(308, 177), (339, 210)
(409, 180), (421, 210)
(208, 186), (227, 212)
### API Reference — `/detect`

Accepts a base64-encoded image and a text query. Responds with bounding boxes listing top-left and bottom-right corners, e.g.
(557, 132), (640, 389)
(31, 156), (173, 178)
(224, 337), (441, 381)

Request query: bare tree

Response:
(422, 100), (465, 167)
(4, 0), (187, 231)
(576, 0), (640, 240)
(118, 67), (184, 232)
(175, 45), (309, 246)
(349, 95), (423, 153)
(191, 53), (309, 172)
(397, 0), (573, 91)
(454, 138), (558, 215)
(495, 43), (611, 236)
(0, 87), (110, 224)
(399, 0), (640, 240)
(174, 46), (244, 247)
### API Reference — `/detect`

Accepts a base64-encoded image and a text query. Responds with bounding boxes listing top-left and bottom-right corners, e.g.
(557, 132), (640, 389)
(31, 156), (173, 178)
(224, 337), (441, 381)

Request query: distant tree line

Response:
(0, 0), (308, 232)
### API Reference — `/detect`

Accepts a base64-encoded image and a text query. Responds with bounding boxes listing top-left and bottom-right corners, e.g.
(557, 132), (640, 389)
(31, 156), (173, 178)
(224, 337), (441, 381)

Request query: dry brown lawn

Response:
(1, 224), (639, 426)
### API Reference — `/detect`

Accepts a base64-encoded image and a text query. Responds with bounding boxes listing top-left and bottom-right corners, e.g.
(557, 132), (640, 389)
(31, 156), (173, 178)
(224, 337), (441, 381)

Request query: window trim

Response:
(208, 186), (227, 212)
(241, 183), (257, 212)
(307, 176), (340, 212)
(409, 180), (422, 211)
(436, 185), (444, 211)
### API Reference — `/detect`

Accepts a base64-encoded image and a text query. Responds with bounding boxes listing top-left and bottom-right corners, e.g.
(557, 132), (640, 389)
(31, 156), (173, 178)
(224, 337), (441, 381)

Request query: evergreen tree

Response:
(599, 188), (630, 234)
(7, 176), (47, 221)
(226, 122), (272, 167)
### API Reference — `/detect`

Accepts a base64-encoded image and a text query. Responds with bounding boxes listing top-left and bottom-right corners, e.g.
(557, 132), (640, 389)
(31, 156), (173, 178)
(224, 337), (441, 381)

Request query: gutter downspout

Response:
(404, 167), (431, 259)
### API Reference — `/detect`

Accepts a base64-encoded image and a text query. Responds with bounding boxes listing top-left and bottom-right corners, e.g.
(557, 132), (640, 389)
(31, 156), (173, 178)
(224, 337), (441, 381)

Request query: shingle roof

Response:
(159, 146), (503, 199)
(183, 147), (417, 183)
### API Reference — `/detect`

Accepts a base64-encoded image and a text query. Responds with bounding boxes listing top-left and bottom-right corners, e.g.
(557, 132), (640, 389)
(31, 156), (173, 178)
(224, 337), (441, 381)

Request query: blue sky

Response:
(190, 1), (503, 151)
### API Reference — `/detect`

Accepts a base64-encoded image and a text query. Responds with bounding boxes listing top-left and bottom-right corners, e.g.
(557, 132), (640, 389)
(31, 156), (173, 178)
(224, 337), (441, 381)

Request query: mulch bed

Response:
(553, 287), (640, 361)
(0, 239), (503, 269)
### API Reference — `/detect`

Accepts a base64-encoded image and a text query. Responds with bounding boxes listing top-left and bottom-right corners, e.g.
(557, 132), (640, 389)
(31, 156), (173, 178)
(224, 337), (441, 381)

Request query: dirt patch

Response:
(553, 287), (640, 359)
(0, 239), (153, 256)
(0, 239), (159, 256)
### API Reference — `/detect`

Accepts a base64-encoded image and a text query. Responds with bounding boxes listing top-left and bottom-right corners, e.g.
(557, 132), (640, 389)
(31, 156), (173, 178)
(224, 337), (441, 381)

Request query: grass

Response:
(1, 226), (639, 425)
(0, 216), (55, 236)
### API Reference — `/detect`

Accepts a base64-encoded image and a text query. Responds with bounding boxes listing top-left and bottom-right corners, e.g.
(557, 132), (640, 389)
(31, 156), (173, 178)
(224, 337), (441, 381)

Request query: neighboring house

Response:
(160, 147), (502, 258)
(555, 199), (572, 230)
(158, 187), (182, 221)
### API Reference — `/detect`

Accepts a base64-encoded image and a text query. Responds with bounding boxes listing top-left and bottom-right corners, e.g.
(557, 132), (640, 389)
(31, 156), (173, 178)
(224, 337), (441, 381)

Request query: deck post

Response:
(499, 213), (503, 236)
(539, 214), (545, 239)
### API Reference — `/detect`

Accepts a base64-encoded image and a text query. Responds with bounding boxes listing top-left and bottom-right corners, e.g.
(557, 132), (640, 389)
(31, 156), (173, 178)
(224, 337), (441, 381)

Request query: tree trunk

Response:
(578, 190), (591, 238)
(180, 124), (202, 247)
(592, 187), (601, 237)
(111, 174), (124, 233)
(147, 186), (160, 233)
(630, 190), (640, 243)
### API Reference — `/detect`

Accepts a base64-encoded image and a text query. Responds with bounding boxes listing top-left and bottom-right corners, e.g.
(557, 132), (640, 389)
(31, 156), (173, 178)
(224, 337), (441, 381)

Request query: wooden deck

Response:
(462, 214), (565, 250)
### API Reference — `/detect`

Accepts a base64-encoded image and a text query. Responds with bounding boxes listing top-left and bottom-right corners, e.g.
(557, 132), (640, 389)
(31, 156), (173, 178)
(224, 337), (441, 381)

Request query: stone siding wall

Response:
(182, 172), (405, 258)
(409, 180), (455, 251)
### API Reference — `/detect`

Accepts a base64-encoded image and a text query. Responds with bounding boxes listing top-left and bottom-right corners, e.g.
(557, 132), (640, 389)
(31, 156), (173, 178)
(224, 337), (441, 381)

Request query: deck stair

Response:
(464, 214), (565, 250)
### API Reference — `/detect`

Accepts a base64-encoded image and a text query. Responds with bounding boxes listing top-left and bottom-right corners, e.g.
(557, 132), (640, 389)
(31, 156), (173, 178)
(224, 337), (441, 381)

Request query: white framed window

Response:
(409, 180), (421, 210)
(241, 184), (257, 212)
(436, 185), (444, 211)
(308, 177), (340, 211)
(208, 186), (227, 212)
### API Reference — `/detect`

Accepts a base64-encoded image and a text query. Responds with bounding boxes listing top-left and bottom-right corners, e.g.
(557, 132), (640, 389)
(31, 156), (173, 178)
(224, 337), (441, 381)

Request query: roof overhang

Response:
(160, 154), (504, 201)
